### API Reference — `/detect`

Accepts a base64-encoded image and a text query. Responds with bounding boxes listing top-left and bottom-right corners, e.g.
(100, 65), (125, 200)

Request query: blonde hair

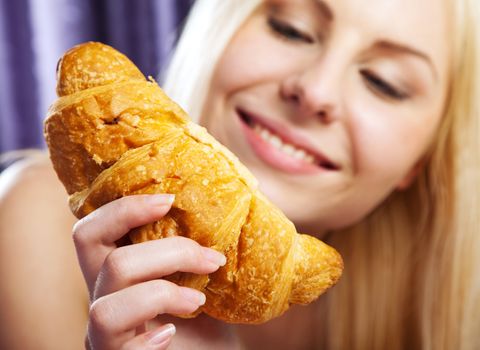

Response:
(162, 0), (261, 119)
(162, 0), (480, 349)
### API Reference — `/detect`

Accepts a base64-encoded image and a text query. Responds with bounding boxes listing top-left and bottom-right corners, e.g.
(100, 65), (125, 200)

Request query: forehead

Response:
(266, 0), (451, 78)
(346, 0), (450, 43)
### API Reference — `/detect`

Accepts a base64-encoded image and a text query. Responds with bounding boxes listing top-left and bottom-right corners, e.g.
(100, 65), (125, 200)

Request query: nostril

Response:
(316, 110), (330, 123)
(290, 93), (300, 104)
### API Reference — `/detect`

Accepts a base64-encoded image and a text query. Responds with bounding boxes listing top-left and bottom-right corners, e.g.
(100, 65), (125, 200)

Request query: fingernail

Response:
(146, 323), (176, 345)
(202, 247), (227, 266)
(145, 194), (175, 206)
(179, 287), (206, 305)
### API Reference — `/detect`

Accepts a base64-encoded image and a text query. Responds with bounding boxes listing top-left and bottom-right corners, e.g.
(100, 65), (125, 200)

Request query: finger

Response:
(73, 194), (175, 291)
(121, 324), (175, 350)
(89, 284), (199, 349)
(95, 236), (226, 298)
(88, 279), (204, 349)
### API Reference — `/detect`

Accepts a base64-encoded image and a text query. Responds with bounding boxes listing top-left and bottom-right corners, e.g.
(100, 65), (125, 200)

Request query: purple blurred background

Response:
(0, 0), (194, 156)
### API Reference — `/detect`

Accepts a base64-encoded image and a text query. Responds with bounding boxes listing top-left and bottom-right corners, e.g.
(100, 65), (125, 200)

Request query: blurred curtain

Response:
(0, 0), (194, 154)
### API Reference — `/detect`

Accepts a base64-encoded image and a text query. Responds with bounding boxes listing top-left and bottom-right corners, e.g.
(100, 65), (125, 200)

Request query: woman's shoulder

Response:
(0, 151), (69, 206)
(0, 151), (77, 240)
(0, 152), (89, 349)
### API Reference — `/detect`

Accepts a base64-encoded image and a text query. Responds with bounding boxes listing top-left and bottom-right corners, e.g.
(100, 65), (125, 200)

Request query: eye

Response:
(267, 17), (314, 44)
(360, 69), (409, 101)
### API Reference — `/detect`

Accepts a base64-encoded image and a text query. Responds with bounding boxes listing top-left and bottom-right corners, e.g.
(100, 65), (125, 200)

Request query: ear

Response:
(396, 158), (426, 191)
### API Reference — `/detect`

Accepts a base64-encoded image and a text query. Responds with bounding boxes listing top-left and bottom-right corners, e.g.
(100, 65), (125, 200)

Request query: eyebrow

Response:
(375, 40), (438, 81)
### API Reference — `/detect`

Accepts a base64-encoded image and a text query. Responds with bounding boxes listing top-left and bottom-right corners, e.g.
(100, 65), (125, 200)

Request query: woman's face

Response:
(201, 0), (451, 235)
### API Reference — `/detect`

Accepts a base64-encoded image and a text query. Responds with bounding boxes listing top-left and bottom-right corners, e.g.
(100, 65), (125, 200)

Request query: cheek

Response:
(213, 22), (268, 94)
(212, 16), (308, 97)
(350, 101), (436, 187)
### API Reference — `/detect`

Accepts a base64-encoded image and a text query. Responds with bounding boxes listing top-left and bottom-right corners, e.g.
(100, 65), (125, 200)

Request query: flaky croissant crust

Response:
(44, 42), (343, 324)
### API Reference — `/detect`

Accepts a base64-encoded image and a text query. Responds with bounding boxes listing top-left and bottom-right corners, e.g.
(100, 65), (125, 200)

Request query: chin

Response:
(259, 186), (321, 232)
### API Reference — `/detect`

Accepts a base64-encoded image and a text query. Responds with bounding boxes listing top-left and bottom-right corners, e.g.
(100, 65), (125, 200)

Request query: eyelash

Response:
(360, 69), (409, 101)
(267, 17), (314, 44)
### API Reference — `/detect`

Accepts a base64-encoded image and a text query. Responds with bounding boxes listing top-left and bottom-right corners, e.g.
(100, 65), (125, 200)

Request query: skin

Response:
(0, 0), (451, 349)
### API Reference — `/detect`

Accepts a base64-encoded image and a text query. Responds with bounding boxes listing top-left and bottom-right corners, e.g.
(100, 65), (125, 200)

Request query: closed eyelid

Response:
(373, 40), (438, 82)
(361, 69), (410, 101)
(265, 2), (330, 44)
(267, 17), (315, 43)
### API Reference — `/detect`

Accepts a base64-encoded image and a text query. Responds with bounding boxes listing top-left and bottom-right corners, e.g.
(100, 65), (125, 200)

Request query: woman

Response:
(1, 0), (479, 349)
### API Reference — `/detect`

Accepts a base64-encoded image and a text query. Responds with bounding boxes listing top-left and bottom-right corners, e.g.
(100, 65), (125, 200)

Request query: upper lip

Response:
(236, 107), (341, 170)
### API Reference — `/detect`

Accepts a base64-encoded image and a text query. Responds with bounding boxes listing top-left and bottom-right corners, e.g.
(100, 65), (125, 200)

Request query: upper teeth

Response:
(253, 123), (317, 164)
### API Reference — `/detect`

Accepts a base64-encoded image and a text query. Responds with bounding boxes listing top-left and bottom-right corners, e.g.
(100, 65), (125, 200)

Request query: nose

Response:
(280, 58), (343, 124)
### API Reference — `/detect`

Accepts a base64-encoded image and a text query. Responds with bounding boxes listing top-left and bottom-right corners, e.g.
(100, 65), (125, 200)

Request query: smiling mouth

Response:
(237, 108), (340, 171)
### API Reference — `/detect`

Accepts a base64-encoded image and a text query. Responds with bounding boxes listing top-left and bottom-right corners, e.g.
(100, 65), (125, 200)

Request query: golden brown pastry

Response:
(44, 42), (343, 324)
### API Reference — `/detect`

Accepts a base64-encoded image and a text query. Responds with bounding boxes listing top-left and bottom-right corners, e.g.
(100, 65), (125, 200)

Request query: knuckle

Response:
(181, 238), (208, 267)
(165, 236), (204, 268)
(88, 297), (113, 334)
(150, 280), (185, 315)
(169, 235), (193, 246)
(150, 279), (170, 295)
(72, 217), (88, 246)
(117, 195), (147, 214)
(171, 236), (202, 259)
(103, 248), (132, 282)
(187, 244), (206, 265)
(116, 196), (132, 212)
(114, 196), (151, 226)
(151, 279), (176, 303)
(185, 241), (207, 265)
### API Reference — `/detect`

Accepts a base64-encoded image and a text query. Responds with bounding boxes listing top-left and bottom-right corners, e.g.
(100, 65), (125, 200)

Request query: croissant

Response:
(44, 42), (343, 324)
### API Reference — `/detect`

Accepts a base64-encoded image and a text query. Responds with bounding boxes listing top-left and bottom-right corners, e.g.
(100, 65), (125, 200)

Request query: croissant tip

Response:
(56, 41), (145, 97)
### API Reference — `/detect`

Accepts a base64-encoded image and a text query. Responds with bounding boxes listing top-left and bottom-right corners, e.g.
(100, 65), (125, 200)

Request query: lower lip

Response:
(237, 111), (324, 175)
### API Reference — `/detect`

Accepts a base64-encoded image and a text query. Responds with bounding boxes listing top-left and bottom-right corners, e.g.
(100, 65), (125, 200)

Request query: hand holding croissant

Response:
(44, 42), (343, 324)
